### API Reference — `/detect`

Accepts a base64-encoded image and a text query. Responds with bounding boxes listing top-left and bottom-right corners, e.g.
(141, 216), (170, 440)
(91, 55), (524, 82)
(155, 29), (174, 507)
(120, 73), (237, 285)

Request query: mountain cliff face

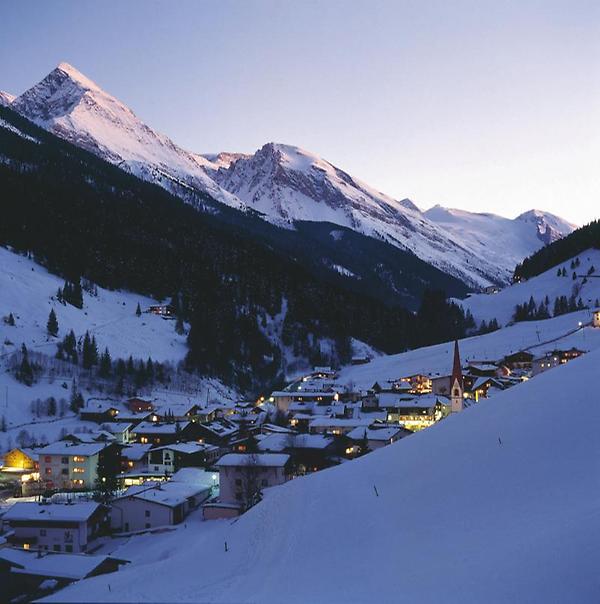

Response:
(8, 63), (575, 288)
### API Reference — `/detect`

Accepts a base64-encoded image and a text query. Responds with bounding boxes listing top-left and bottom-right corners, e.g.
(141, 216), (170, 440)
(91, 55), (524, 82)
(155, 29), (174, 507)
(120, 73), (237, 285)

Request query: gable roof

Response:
(216, 453), (290, 468)
(38, 441), (108, 456)
(2, 502), (102, 523)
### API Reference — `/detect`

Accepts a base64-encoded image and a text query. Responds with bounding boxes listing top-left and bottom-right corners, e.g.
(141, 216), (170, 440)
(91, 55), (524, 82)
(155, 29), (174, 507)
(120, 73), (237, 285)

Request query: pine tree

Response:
(136, 302), (142, 317)
(47, 308), (59, 337)
(99, 348), (112, 378)
(69, 383), (84, 413)
(16, 344), (34, 386)
(175, 314), (185, 335)
(5, 313), (15, 326)
(82, 332), (98, 369)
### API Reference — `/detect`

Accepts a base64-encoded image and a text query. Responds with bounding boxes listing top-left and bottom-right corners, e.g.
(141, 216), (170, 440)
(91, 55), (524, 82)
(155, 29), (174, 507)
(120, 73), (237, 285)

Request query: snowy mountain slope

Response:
(0, 91), (15, 106)
(456, 249), (600, 327)
(424, 205), (576, 281)
(0, 245), (187, 363)
(10, 63), (244, 212)
(339, 308), (600, 390)
(0, 245), (239, 449)
(44, 346), (600, 603)
(212, 143), (508, 287)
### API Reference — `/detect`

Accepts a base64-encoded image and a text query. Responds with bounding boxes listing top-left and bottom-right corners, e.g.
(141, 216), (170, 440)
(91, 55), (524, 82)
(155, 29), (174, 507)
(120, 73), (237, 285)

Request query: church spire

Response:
(451, 339), (463, 413)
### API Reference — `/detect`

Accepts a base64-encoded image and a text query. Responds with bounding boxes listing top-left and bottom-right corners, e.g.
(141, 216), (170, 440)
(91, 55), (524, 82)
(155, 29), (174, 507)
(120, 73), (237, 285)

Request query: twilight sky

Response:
(1, 0), (598, 225)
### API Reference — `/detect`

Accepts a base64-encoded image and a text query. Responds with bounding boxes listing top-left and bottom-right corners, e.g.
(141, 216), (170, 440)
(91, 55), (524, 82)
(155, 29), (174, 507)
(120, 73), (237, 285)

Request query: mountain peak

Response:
(0, 91), (15, 106)
(54, 62), (101, 91)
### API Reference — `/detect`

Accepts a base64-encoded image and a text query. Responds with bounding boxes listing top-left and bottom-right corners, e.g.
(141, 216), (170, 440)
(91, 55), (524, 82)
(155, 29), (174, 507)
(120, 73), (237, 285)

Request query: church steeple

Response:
(451, 339), (463, 413)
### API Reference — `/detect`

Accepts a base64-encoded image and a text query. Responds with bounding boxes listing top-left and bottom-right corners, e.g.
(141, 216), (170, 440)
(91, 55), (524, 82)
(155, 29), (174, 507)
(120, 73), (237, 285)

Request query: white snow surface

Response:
(43, 345), (600, 603)
(456, 249), (600, 326)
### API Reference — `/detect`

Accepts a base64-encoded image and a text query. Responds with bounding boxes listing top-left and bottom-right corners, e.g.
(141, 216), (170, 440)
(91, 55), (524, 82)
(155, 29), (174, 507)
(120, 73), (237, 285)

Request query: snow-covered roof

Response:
(0, 549), (126, 580)
(37, 441), (108, 456)
(170, 467), (217, 487)
(346, 425), (411, 441)
(308, 418), (372, 428)
(151, 442), (217, 455)
(216, 454), (290, 468)
(117, 481), (210, 508)
(132, 421), (190, 434)
(257, 433), (333, 452)
(121, 443), (153, 461)
(2, 502), (102, 523)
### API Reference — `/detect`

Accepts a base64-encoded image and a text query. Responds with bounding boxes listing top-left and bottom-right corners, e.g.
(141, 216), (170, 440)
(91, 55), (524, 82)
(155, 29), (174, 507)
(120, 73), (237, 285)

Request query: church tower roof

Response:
(452, 339), (463, 389)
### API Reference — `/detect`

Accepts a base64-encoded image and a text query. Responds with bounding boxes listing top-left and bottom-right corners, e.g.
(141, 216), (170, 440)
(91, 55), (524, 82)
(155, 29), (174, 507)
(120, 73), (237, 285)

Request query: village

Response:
(1, 305), (599, 598)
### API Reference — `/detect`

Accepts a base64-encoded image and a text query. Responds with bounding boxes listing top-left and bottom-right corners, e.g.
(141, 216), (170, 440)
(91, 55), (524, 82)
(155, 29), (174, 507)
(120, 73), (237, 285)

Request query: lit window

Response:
(72, 456), (86, 463)
(73, 467), (85, 473)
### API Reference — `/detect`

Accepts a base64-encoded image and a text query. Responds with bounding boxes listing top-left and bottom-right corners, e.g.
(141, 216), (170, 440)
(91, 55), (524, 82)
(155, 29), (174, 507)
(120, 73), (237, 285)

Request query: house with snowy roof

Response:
(147, 442), (220, 475)
(346, 424), (412, 451)
(37, 441), (120, 490)
(208, 454), (292, 517)
(0, 548), (128, 600)
(130, 420), (198, 446)
(257, 433), (338, 473)
(2, 502), (108, 553)
(110, 478), (211, 532)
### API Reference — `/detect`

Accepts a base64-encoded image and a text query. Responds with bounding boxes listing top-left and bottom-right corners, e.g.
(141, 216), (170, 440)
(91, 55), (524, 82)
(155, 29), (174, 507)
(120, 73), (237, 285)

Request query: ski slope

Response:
(456, 249), (600, 327)
(43, 345), (600, 603)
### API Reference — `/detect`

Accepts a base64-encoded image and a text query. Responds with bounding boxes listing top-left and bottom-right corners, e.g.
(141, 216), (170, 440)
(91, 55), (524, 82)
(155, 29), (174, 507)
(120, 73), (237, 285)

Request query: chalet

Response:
(346, 424), (412, 451)
(153, 401), (201, 422)
(384, 394), (449, 430)
(593, 308), (600, 328)
(308, 417), (372, 436)
(37, 441), (120, 490)
(257, 433), (338, 473)
(503, 351), (534, 369)
(467, 363), (500, 378)
(130, 420), (199, 446)
(147, 442), (220, 474)
(2, 502), (107, 553)
(195, 418), (240, 447)
(0, 549), (127, 599)
(79, 402), (120, 423)
(288, 412), (313, 432)
(393, 374), (433, 394)
(270, 389), (340, 413)
(2, 448), (39, 472)
(110, 480), (211, 532)
(120, 443), (153, 473)
(126, 397), (154, 413)
(209, 454), (291, 517)
(532, 348), (585, 376)
(310, 366), (337, 379)
(99, 422), (132, 444)
(147, 304), (175, 317)
(466, 376), (497, 401)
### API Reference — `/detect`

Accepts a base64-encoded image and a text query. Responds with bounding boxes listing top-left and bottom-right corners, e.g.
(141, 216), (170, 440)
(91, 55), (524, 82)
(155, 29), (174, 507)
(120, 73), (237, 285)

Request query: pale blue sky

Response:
(1, 0), (598, 225)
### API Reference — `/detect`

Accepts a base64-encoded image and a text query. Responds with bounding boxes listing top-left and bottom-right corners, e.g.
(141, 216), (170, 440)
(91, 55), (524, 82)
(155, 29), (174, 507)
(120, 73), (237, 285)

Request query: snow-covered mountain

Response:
(10, 63), (243, 211)
(424, 205), (575, 279)
(0, 91), (15, 106)
(8, 63), (575, 288)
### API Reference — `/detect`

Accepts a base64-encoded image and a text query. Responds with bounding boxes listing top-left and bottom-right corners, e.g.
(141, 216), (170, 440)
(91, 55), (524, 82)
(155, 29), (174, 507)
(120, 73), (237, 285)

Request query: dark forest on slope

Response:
(514, 220), (600, 281)
(0, 106), (473, 391)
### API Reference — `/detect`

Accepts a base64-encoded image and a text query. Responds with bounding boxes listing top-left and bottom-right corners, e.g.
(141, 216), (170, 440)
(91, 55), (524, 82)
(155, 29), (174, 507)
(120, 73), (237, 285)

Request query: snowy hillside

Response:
(0, 245), (239, 449)
(7, 63), (575, 289)
(10, 63), (243, 212)
(339, 308), (600, 390)
(424, 206), (575, 282)
(0, 246), (187, 363)
(456, 249), (600, 327)
(44, 344), (600, 603)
